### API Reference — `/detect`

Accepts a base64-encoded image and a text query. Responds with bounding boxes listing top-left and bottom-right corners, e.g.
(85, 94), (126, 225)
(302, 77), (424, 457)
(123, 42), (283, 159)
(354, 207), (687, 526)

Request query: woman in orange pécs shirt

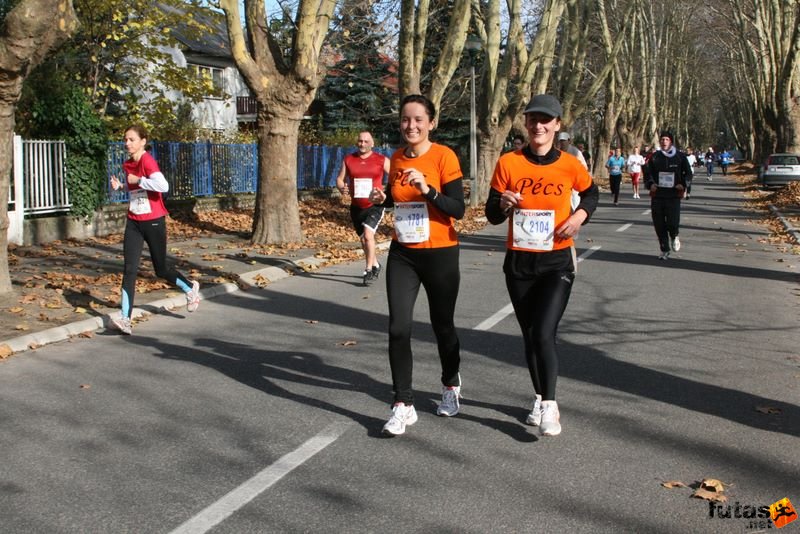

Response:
(485, 94), (599, 437)
(369, 94), (466, 436)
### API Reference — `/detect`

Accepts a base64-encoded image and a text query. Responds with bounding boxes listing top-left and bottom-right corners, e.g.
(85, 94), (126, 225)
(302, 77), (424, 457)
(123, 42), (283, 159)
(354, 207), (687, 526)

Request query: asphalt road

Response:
(1, 173), (798, 533)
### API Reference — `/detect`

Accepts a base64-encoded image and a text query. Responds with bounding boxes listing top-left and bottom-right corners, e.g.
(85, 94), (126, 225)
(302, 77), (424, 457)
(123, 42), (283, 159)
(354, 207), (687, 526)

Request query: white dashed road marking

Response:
(475, 245), (602, 331)
(170, 422), (350, 534)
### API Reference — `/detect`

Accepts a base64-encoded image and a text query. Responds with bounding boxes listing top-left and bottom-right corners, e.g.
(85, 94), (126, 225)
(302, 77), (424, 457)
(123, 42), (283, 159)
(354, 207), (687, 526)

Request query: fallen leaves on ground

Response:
(661, 477), (731, 503)
(691, 479), (729, 503)
(2, 197), (487, 345)
(734, 169), (800, 251)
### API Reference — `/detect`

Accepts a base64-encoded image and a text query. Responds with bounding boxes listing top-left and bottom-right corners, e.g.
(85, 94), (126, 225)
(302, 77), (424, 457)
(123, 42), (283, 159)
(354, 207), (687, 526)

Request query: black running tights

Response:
(121, 217), (190, 318)
(651, 196), (681, 253)
(506, 270), (574, 401)
(386, 244), (461, 405)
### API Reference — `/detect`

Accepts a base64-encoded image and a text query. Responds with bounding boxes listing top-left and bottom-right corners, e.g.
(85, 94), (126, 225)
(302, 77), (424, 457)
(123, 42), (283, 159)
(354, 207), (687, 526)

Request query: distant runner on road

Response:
(335, 131), (390, 286)
(626, 146), (646, 199)
(109, 125), (200, 335)
(719, 148), (733, 176)
(644, 131), (691, 260)
(704, 147), (716, 180)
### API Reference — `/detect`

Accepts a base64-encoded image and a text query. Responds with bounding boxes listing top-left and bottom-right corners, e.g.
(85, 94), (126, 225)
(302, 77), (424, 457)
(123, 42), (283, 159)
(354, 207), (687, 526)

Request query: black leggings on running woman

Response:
(121, 217), (191, 318)
(386, 243), (461, 405)
(506, 268), (574, 401)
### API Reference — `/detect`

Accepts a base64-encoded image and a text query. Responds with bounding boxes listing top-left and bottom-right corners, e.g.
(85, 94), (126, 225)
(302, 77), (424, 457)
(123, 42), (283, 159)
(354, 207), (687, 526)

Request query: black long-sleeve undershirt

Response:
(380, 178), (466, 220)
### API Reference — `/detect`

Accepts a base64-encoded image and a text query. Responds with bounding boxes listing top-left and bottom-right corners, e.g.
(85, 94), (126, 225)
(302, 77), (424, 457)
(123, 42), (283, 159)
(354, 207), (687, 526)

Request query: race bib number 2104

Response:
(512, 209), (555, 251)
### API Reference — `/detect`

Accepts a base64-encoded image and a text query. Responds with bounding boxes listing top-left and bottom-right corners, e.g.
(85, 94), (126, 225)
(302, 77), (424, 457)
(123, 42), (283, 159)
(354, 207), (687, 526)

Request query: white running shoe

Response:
(186, 281), (200, 312)
(437, 385), (461, 417)
(525, 394), (543, 426)
(671, 236), (681, 252)
(382, 403), (418, 436)
(540, 400), (561, 436)
(659, 251), (670, 260)
(112, 315), (132, 335)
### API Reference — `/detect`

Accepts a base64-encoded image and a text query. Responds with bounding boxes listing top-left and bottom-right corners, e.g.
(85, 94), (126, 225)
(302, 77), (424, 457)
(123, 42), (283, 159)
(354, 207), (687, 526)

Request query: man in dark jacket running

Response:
(643, 131), (692, 260)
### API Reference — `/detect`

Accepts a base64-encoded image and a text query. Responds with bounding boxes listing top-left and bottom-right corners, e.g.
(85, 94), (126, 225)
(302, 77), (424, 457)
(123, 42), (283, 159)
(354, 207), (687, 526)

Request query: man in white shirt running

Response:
(626, 146), (646, 199)
(558, 132), (588, 211)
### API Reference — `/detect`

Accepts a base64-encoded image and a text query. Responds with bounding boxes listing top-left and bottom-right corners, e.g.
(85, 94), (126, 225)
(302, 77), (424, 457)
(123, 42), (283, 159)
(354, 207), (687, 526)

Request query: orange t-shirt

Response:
(389, 143), (462, 249)
(490, 149), (593, 251)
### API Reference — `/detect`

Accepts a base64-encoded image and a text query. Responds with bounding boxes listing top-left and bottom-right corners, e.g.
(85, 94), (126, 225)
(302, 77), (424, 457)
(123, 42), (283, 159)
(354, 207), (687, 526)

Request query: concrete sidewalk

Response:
(1, 232), (390, 355)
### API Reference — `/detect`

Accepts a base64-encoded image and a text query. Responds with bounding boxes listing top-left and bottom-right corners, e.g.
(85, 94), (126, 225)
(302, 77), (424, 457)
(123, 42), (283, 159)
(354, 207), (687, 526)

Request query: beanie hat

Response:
(659, 131), (674, 143)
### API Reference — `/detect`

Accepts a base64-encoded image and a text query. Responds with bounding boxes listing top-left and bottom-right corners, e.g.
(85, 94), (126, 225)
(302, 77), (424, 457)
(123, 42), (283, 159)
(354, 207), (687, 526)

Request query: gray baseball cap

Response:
(523, 94), (563, 118)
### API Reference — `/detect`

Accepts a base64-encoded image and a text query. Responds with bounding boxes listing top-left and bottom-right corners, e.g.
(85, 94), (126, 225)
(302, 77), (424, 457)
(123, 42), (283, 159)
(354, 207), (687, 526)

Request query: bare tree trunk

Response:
(220, 0), (334, 245)
(474, 131), (505, 203)
(251, 109), (303, 243)
(397, 0), (469, 110)
(595, 93), (618, 182)
(786, 74), (800, 152)
(469, 0), (567, 204)
(0, 114), (15, 293)
(0, 0), (79, 294)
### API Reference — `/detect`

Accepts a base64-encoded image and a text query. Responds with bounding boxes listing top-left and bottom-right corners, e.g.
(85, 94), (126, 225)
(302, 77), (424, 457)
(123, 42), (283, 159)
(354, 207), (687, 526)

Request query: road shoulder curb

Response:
(1, 240), (393, 356)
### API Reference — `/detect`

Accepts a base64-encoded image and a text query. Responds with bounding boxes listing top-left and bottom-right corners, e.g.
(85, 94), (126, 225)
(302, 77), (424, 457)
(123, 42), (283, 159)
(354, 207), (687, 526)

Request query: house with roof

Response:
(157, 6), (256, 136)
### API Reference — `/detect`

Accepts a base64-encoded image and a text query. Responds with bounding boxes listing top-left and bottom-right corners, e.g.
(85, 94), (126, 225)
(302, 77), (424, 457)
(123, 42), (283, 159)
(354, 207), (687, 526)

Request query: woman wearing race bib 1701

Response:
(484, 94), (599, 437)
(368, 94), (466, 437)
(109, 125), (201, 335)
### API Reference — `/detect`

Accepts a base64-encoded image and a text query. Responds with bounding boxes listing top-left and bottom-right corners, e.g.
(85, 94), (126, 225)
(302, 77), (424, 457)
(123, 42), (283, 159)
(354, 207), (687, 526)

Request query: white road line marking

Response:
(474, 303), (514, 331)
(616, 223), (632, 232)
(170, 422), (350, 534)
(474, 245), (602, 331)
(642, 209), (651, 215)
(577, 245), (602, 261)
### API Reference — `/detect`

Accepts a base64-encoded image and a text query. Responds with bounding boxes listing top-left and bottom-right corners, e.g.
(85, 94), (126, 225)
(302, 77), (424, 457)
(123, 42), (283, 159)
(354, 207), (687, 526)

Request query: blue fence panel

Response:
(297, 145), (394, 189)
(106, 142), (392, 203)
(107, 142), (129, 203)
(298, 145), (344, 189)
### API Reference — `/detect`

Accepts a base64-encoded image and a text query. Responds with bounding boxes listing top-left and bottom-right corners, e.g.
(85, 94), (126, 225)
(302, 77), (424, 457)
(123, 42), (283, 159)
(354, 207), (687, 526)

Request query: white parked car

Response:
(758, 153), (800, 188)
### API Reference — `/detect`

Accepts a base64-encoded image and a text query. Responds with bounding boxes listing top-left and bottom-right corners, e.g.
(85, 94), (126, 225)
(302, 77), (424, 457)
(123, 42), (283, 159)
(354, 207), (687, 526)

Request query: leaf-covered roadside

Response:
(1, 198), (488, 352)
(733, 165), (800, 253)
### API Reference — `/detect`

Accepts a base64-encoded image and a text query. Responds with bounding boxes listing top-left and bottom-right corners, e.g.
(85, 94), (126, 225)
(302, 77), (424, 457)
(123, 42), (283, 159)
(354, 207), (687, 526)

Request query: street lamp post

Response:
(465, 34), (482, 206)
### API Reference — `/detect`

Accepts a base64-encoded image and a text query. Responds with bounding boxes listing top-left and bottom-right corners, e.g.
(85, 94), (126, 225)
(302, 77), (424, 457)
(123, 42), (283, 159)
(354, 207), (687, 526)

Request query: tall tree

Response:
(398, 0), (470, 110)
(21, 0), (218, 137)
(219, 0), (336, 244)
(318, 0), (396, 144)
(727, 0), (800, 158)
(0, 0), (79, 294)
(469, 0), (567, 202)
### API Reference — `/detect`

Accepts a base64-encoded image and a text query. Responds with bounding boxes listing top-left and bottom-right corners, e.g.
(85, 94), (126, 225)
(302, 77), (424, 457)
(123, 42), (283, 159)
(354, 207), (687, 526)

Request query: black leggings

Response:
(609, 174), (622, 203)
(121, 217), (191, 318)
(386, 243), (461, 405)
(651, 196), (681, 252)
(506, 269), (574, 401)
